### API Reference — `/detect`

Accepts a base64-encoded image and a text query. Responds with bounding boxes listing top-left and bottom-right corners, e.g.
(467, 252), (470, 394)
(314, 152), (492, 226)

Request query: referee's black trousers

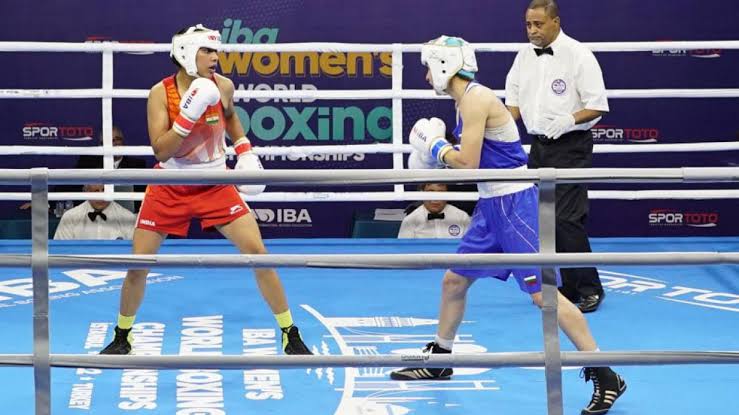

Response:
(527, 130), (603, 301)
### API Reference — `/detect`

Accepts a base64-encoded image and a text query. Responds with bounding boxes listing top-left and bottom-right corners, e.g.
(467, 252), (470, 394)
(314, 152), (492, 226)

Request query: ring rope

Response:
(2, 40), (739, 53)
(3, 88), (739, 100)
(1, 351), (738, 370)
(1, 252), (737, 269)
(1, 167), (735, 186)
(2, 141), (738, 157)
(3, 189), (739, 202)
(10, 161), (735, 414)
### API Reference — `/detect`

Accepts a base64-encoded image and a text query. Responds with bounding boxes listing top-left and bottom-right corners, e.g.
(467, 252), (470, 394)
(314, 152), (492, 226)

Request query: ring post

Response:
(30, 168), (51, 415)
(538, 167), (563, 415)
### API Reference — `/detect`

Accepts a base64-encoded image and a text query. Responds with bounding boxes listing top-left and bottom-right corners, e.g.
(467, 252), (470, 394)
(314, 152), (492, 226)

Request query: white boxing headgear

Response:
(170, 24), (222, 77)
(421, 36), (478, 95)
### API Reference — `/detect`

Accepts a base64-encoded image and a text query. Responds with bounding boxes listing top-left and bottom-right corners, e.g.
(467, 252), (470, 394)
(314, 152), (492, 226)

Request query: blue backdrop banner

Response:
(0, 1), (736, 237)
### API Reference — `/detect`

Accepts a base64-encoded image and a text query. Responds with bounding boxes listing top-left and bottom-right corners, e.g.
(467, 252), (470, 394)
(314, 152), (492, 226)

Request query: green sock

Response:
(274, 310), (294, 329)
(117, 314), (136, 330)
(275, 310), (294, 351)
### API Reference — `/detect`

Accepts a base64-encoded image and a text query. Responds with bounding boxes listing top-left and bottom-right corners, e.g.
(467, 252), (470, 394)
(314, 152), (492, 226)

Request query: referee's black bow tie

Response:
(428, 212), (445, 220)
(88, 211), (107, 222)
(534, 47), (554, 57)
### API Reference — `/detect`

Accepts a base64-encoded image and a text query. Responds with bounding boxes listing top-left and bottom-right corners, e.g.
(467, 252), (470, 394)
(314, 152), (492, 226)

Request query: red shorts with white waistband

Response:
(135, 178), (249, 237)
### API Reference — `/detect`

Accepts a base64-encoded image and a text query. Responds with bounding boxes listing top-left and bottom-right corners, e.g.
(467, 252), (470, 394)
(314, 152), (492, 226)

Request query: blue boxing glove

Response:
(409, 117), (453, 165)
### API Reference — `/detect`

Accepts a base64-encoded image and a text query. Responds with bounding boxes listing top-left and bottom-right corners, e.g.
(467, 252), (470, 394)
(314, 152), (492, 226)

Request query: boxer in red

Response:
(100, 24), (311, 356)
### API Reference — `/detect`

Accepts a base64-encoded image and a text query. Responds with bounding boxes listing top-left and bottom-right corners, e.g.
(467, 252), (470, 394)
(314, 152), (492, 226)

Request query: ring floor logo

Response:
(0, 269), (183, 308)
(22, 122), (94, 142)
(648, 209), (719, 228)
(298, 305), (500, 415)
(600, 270), (738, 313)
(64, 307), (500, 414)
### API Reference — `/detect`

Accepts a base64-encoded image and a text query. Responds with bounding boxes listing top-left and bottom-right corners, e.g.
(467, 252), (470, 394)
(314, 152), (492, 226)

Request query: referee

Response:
(505, 0), (607, 313)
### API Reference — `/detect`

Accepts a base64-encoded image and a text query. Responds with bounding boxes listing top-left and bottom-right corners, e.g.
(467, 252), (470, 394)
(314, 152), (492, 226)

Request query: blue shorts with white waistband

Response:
(451, 186), (561, 294)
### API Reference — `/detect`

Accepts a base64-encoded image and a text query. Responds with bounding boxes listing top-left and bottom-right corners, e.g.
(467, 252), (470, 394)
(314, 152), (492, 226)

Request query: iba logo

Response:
(253, 208), (312, 227)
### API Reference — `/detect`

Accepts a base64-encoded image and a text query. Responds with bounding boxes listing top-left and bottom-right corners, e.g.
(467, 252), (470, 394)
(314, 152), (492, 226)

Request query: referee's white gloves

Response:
(543, 113), (575, 140)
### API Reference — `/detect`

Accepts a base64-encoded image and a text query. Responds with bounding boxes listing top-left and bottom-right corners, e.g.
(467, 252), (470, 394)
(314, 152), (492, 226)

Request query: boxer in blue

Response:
(394, 35), (626, 415)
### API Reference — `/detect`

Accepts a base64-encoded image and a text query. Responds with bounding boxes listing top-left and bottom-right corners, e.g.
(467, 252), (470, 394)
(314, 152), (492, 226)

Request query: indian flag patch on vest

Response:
(524, 275), (537, 286)
(206, 114), (220, 125)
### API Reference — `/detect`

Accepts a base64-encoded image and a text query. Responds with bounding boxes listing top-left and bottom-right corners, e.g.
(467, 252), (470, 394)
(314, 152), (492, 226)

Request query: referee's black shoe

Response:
(578, 291), (605, 313)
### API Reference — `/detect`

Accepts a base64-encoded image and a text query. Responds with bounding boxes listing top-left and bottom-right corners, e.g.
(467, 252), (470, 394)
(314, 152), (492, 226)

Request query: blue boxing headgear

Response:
(421, 36), (478, 95)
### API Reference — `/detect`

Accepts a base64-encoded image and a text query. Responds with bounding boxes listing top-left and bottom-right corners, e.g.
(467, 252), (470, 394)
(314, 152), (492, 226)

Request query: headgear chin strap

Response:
(421, 35), (478, 95)
(170, 24), (222, 77)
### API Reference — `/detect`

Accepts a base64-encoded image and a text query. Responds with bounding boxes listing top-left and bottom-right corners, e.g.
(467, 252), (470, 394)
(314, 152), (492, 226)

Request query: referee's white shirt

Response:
(505, 30), (608, 135)
(54, 201), (136, 240)
(398, 204), (470, 239)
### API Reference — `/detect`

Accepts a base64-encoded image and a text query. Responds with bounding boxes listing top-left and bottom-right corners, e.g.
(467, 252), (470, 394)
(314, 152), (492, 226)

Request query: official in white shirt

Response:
(398, 183), (471, 239)
(54, 184), (136, 240)
(505, 0), (606, 313)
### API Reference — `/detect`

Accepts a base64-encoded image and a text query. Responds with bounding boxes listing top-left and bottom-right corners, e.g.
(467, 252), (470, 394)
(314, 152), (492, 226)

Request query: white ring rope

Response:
(2, 40), (737, 204)
(2, 40), (738, 101)
(1, 351), (738, 370)
(1, 168), (737, 201)
(1, 167), (735, 186)
(2, 40), (739, 53)
(2, 141), (739, 157)
(3, 190), (739, 202)
(4, 143), (737, 201)
(3, 88), (739, 100)
(1, 252), (737, 268)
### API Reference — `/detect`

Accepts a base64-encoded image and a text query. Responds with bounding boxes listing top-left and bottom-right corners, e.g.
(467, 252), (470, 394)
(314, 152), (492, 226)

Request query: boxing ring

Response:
(1, 40), (739, 415)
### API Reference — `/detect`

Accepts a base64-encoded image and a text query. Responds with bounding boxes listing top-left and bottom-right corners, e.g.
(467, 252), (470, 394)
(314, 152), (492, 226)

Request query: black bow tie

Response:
(88, 211), (107, 222)
(534, 47), (554, 57)
(427, 212), (445, 220)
